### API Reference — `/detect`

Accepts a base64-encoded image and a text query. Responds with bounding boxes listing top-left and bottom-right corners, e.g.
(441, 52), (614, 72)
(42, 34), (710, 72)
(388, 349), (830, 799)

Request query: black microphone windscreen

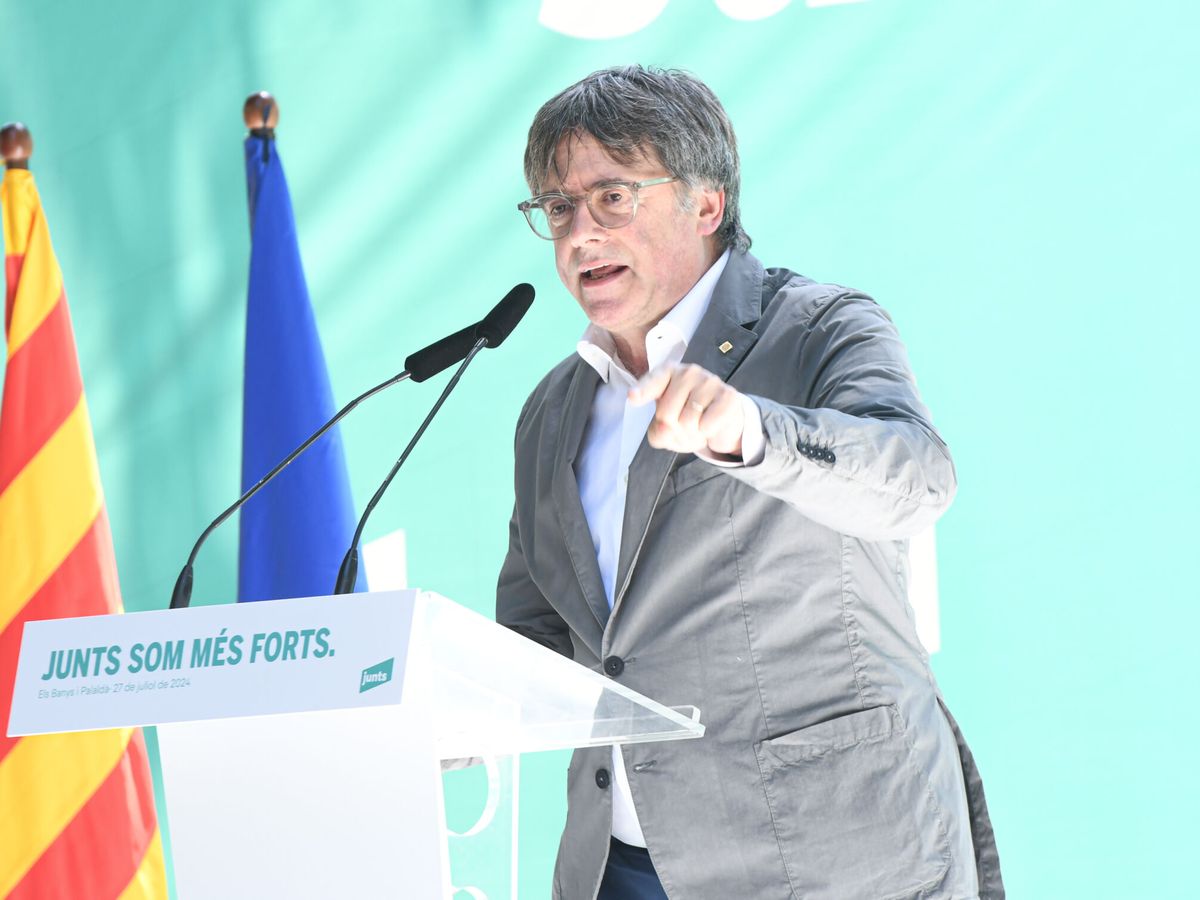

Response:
(405, 323), (478, 383)
(476, 283), (535, 348)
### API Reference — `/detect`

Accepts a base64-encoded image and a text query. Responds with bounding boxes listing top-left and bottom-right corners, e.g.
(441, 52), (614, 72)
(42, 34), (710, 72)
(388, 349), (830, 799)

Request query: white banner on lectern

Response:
(7, 590), (416, 736)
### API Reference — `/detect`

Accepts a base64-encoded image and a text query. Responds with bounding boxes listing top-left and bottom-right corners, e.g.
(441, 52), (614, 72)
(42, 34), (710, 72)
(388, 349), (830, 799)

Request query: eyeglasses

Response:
(517, 177), (677, 241)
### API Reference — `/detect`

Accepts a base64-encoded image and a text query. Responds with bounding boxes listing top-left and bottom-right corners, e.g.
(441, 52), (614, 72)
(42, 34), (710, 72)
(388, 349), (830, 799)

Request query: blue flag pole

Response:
(237, 117), (365, 602)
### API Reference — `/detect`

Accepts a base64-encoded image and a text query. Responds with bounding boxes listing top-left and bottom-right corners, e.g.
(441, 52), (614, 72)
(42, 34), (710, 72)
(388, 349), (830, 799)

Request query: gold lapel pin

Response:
(718, 340), (733, 354)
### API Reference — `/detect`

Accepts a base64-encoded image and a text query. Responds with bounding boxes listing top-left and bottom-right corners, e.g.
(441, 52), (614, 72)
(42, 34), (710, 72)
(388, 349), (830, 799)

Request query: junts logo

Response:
(359, 658), (394, 693)
(538, 0), (866, 40)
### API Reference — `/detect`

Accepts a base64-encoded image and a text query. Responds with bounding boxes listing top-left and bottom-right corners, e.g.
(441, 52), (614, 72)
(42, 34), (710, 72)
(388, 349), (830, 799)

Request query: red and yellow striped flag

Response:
(0, 167), (167, 898)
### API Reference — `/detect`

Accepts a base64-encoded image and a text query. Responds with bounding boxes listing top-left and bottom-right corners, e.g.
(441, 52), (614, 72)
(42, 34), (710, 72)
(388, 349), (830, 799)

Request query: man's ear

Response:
(695, 185), (726, 238)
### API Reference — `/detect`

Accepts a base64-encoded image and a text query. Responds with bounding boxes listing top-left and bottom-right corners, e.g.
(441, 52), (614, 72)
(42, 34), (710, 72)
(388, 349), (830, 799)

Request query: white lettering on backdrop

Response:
(538, 0), (868, 39)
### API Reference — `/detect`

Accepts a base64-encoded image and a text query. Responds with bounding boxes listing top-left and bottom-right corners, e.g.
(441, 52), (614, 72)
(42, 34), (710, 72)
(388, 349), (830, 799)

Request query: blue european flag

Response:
(237, 132), (365, 602)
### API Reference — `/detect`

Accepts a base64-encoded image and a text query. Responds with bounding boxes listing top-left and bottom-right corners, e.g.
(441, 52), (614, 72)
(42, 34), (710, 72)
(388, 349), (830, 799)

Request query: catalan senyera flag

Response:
(0, 167), (167, 898)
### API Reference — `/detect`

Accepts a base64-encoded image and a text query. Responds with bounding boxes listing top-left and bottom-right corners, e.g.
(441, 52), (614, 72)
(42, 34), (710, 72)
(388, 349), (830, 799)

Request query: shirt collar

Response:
(577, 247), (732, 383)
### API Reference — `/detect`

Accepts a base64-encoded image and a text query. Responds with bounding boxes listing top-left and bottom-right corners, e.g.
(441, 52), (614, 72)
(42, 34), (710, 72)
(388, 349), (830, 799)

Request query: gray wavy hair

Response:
(524, 65), (751, 252)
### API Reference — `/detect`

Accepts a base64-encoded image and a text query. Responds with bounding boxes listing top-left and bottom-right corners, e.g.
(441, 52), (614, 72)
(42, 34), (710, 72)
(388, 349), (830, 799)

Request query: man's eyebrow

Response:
(587, 177), (637, 189)
(541, 176), (638, 195)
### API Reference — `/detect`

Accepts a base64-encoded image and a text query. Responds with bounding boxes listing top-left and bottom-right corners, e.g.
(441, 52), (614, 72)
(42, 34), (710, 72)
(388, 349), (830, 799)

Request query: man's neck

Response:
(607, 244), (726, 379)
(612, 334), (651, 379)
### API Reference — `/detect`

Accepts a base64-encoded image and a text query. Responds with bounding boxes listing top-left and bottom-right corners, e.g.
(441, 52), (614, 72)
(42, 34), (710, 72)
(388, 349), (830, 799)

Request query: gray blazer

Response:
(497, 251), (1003, 899)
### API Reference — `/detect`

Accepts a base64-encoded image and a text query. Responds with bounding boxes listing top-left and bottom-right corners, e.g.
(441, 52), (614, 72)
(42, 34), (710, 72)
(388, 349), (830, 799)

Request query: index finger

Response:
(628, 365), (675, 406)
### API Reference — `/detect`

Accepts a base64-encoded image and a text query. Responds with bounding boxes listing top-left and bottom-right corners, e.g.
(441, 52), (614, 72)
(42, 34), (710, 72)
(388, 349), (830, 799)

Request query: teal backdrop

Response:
(2, 1), (1197, 896)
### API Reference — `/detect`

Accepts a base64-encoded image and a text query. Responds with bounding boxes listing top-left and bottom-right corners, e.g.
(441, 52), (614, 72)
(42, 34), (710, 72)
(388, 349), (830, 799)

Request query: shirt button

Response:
(595, 767), (611, 789)
(603, 655), (625, 677)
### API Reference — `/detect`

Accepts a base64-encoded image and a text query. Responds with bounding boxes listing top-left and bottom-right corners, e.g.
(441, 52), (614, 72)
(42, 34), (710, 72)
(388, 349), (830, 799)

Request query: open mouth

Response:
(581, 264), (628, 286)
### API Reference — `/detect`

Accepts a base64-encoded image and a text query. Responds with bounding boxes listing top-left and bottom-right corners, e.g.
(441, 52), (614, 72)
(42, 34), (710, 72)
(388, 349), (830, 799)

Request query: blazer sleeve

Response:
(494, 395), (574, 658)
(723, 289), (957, 541)
(495, 504), (574, 658)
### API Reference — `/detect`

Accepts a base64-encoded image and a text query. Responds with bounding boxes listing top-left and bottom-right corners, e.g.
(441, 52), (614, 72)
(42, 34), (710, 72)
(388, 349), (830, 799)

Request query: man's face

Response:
(543, 133), (724, 349)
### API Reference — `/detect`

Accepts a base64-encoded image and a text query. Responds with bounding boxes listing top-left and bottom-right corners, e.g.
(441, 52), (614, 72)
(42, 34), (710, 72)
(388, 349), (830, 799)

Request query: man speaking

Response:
(497, 65), (1002, 899)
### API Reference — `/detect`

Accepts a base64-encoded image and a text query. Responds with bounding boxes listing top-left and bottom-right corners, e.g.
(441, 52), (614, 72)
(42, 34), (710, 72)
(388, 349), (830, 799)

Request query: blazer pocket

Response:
(669, 457), (727, 497)
(754, 705), (951, 900)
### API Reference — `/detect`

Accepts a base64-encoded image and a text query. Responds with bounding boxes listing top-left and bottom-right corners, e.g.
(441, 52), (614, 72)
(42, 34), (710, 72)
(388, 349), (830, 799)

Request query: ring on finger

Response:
(688, 399), (706, 413)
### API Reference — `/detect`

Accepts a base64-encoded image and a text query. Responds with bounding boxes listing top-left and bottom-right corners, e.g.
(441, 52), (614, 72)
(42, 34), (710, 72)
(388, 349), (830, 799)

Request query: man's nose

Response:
(568, 201), (606, 246)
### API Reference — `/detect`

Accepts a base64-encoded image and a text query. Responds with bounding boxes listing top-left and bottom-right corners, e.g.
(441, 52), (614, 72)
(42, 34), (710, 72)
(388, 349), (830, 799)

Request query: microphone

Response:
(330, 284), (535, 594)
(477, 282), (534, 348)
(406, 283), (533, 381)
(405, 324), (477, 383)
(168, 284), (535, 610)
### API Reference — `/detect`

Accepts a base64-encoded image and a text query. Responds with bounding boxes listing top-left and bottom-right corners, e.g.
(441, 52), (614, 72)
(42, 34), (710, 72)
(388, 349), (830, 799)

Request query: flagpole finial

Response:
(243, 92), (279, 135)
(1, 122), (33, 169)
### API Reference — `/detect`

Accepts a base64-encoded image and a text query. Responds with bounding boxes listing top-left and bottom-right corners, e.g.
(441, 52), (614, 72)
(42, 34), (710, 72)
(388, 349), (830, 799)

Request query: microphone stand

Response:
(168, 282), (532, 610)
(332, 336), (487, 594)
(169, 370), (411, 609)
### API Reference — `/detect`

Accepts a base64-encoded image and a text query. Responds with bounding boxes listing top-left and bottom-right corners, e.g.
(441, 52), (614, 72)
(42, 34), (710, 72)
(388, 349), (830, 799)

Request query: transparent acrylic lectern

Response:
(28, 590), (709, 899)
(413, 592), (703, 898)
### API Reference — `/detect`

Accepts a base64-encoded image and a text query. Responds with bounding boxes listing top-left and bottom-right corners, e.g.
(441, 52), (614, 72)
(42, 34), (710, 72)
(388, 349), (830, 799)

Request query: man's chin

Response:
(578, 298), (625, 328)
(577, 296), (641, 338)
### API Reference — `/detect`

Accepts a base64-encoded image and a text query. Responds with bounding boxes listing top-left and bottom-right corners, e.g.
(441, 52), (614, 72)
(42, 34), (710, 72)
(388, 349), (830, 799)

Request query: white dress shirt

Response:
(573, 248), (763, 846)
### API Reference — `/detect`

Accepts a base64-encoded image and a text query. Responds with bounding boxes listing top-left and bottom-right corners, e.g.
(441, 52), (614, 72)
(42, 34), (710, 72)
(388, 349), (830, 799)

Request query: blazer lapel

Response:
(551, 359), (611, 631)
(611, 252), (765, 615)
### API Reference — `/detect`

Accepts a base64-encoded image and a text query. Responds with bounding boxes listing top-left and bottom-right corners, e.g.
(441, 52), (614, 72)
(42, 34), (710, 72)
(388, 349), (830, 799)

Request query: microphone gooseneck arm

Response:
(169, 369), (411, 610)
(168, 282), (535, 610)
(332, 335), (488, 594)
